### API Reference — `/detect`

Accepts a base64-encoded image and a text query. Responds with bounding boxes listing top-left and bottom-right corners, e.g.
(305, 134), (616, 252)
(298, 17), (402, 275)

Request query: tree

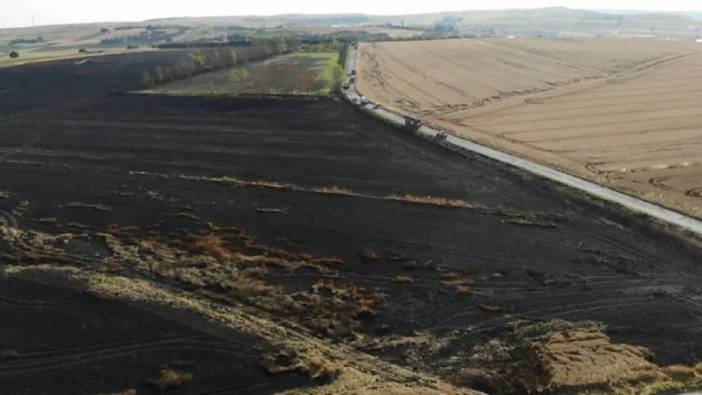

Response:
(9, 51), (19, 59)
(141, 71), (155, 88)
(152, 65), (165, 83)
(333, 64), (345, 92)
(429, 16), (463, 36)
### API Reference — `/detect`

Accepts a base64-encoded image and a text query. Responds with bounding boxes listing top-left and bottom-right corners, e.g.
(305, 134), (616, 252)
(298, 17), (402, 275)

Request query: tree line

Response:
(141, 39), (297, 88)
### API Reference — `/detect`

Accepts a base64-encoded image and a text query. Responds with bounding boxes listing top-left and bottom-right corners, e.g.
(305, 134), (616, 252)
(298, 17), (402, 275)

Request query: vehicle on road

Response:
(403, 115), (422, 131)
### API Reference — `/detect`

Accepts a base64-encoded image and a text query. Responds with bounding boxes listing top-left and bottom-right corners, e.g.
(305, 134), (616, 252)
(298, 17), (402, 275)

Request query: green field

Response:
(144, 52), (343, 96)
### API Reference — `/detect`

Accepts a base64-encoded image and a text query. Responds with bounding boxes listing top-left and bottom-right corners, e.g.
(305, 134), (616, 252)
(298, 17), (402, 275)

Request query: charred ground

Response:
(0, 55), (701, 394)
(0, 51), (200, 117)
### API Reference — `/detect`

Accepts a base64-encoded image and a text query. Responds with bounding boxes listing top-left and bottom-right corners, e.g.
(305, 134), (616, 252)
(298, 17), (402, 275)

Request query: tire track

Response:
(0, 338), (255, 376)
(0, 331), (198, 359)
(0, 209), (18, 228)
(0, 293), (83, 308)
(438, 296), (656, 329)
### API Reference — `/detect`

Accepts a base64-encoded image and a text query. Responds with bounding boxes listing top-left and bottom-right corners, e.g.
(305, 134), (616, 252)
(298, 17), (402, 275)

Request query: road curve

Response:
(344, 46), (702, 236)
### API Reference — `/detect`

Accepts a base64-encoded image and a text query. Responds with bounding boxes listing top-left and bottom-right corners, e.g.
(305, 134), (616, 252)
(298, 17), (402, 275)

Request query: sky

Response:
(2, 0), (702, 29)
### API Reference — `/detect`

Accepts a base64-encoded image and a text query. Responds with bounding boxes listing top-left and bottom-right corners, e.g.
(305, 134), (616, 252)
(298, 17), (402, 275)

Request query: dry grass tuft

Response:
(261, 350), (342, 382)
(359, 249), (382, 262)
(94, 227), (377, 336)
(64, 202), (112, 212)
(249, 179), (296, 190)
(476, 302), (504, 313)
(393, 275), (414, 284)
(313, 186), (355, 196)
(450, 322), (702, 394)
(441, 272), (473, 294)
(145, 362), (193, 392)
(166, 211), (201, 221)
(293, 280), (386, 338)
(9, 220), (386, 348)
(0, 350), (19, 360)
(96, 390), (136, 395)
(503, 217), (559, 229)
(386, 194), (474, 209)
(192, 234), (233, 261)
(359, 249), (410, 263)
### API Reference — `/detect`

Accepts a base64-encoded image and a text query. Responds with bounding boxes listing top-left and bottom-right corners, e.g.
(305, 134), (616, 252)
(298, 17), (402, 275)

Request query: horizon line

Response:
(2, 6), (701, 30)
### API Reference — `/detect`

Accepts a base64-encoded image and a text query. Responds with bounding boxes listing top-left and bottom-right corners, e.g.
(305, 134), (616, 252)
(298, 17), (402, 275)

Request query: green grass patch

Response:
(143, 51), (343, 97)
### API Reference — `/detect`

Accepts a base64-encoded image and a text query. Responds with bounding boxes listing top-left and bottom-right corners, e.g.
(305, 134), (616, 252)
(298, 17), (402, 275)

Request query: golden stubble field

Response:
(357, 38), (702, 218)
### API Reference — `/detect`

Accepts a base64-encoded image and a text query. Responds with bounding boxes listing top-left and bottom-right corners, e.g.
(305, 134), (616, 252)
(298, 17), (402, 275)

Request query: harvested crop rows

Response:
(357, 38), (702, 217)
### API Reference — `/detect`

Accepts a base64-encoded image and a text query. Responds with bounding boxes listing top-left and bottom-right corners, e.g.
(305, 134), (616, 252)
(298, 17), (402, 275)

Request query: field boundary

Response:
(345, 46), (702, 236)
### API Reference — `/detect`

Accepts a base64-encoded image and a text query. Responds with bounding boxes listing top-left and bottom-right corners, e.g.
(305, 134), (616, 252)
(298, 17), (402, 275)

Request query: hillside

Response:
(2, 7), (702, 58)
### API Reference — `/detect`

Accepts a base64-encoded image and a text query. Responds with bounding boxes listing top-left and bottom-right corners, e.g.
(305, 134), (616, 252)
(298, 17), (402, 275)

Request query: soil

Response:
(357, 38), (702, 218)
(1, 54), (701, 394)
(0, 50), (195, 116)
(0, 276), (315, 394)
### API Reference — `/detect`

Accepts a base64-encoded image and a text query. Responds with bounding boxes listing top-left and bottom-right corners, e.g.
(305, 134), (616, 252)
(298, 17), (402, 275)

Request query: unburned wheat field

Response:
(358, 38), (702, 217)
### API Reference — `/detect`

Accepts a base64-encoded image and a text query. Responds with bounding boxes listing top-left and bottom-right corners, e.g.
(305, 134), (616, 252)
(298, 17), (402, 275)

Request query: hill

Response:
(2, 7), (702, 57)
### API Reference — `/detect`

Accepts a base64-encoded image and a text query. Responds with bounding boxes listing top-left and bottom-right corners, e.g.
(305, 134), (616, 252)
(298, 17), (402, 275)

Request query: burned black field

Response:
(1, 54), (702, 394)
(0, 51), (198, 117)
(0, 278), (313, 395)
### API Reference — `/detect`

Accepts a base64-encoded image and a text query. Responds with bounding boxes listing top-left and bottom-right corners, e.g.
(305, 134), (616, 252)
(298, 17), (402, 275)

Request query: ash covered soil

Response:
(1, 54), (701, 394)
(0, 277), (313, 395)
(0, 51), (198, 117)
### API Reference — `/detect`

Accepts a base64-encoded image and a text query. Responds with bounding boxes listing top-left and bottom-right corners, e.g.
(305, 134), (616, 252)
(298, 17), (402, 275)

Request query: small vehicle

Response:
(434, 132), (448, 141)
(342, 83), (350, 90)
(403, 116), (422, 131)
(360, 96), (369, 105)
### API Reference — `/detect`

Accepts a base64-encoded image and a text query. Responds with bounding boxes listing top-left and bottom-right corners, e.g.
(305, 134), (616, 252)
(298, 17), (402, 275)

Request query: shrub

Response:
(141, 71), (155, 88)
